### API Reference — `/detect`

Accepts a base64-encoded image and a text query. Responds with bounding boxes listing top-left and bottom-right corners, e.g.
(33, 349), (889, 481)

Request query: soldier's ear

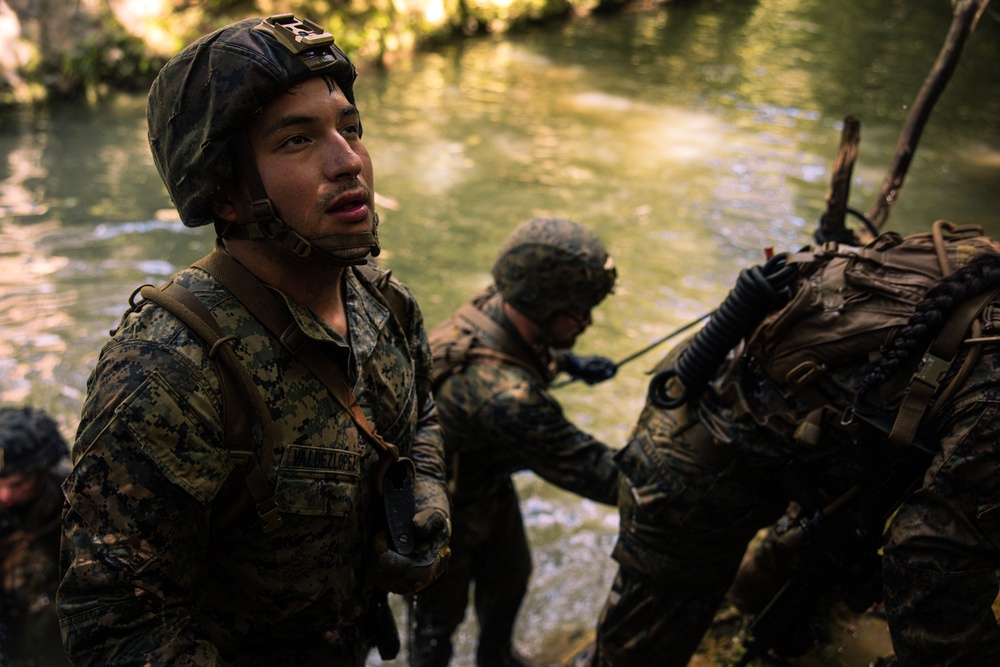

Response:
(210, 186), (241, 223)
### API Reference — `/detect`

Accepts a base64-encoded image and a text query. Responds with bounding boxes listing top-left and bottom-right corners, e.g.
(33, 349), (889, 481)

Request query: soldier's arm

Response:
(882, 386), (1000, 665)
(387, 280), (448, 517)
(59, 342), (231, 666)
(478, 368), (618, 505)
(406, 291), (447, 488)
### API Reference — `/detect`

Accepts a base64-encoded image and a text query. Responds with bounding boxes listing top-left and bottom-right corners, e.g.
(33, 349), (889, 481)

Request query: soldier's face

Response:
(245, 76), (376, 263)
(546, 309), (592, 349)
(0, 471), (44, 508)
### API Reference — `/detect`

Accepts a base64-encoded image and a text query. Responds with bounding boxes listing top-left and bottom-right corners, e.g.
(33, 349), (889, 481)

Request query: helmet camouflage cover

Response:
(492, 217), (617, 324)
(0, 406), (68, 476)
(147, 14), (358, 228)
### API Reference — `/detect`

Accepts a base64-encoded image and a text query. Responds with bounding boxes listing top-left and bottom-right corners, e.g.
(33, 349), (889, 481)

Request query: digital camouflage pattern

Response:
(58, 257), (447, 666)
(410, 288), (619, 667)
(492, 218), (616, 324)
(146, 16), (357, 228)
(591, 297), (1000, 666)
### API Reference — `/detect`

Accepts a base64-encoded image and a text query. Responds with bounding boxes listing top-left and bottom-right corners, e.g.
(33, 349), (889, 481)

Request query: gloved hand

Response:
(374, 507), (451, 595)
(562, 352), (618, 385)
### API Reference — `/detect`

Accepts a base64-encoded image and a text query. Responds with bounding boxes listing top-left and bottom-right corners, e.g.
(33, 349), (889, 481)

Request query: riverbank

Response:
(0, 0), (637, 106)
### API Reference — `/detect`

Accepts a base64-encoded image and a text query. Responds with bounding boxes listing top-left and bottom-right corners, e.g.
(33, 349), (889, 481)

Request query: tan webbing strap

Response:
(889, 286), (1000, 447)
(139, 282), (283, 533)
(932, 220), (957, 276)
(455, 303), (550, 383)
(927, 320), (983, 422)
(931, 220), (987, 276)
(192, 251), (403, 473)
(155, 285), (248, 454)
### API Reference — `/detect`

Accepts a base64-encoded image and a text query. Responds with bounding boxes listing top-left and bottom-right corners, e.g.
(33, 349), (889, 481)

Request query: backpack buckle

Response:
(786, 360), (827, 387)
(256, 496), (284, 533)
(912, 352), (953, 390)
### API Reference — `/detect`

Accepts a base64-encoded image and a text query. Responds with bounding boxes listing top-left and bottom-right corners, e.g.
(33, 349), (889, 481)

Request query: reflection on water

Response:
(1, 1), (999, 665)
(0, 220), (73, 405)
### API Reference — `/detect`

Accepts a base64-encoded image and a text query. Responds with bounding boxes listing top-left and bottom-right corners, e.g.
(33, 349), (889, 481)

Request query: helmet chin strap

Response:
(216, 133), (381, 266)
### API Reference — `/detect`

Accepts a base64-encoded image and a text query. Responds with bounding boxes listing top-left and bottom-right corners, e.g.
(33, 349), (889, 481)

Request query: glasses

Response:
(561, 309), (591, 329)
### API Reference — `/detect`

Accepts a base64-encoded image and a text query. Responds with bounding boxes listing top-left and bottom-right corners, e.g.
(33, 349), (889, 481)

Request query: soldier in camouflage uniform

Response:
(57, 15), (449, 667)
(409, 218), (621, 667)
(584, 235), (1000, 667)
(1, 406), (70, 665)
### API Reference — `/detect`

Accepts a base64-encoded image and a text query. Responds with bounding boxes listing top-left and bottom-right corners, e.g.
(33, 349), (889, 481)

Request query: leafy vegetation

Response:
(0, 0), (642, 105)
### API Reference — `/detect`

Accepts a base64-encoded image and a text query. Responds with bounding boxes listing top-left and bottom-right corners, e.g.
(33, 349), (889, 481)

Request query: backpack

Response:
(746, 221), (1000, 395)
(741, 221), (1000, 452)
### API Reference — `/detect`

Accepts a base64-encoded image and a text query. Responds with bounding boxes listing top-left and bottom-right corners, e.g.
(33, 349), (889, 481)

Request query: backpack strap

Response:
(138, 281), (283, 533)
(454, 303), (552, 383)
(430, 323), (477, 387)
(192, 250), (418, 552)
(192, 251), (400, 457)
(888, 285), (1000, 447)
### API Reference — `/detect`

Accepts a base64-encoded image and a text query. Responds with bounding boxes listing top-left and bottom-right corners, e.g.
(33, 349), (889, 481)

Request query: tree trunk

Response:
(863, 0), (992, 239)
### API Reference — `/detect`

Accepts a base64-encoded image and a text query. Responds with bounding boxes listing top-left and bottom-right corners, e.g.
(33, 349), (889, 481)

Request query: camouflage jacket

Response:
(429, 288), (618, 505)
(1, 468), (64, 620)
(59, 258), (446, 666)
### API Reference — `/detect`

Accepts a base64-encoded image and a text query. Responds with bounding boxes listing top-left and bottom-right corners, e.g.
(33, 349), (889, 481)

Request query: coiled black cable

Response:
(648, 253), (799, 409)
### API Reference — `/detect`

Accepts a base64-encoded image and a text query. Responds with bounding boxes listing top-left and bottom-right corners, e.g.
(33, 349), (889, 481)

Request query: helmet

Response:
(0, 407), (68, 476)
(147, 14), (358, 229)
(492, 218), (617, 324)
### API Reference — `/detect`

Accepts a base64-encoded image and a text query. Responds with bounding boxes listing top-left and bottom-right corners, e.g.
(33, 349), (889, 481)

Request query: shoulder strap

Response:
(889, 285), (1000, 447)
(193, 250), (420, 552)
(193, 251), (397, 455)
(192, 250), (413, 469)
(454, 303), (551, 383)
(138, 281), (283, 533)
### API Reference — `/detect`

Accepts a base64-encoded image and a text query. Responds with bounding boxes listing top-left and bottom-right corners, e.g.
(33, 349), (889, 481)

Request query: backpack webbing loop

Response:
(888, 285), (1000, 447)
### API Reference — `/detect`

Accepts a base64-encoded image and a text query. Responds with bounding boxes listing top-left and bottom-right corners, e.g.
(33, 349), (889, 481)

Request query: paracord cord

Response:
(648, 253), (798, 409)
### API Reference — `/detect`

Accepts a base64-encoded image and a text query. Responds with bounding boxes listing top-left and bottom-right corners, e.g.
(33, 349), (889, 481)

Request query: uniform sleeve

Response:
(59, 342), (234, 667)
(472, 366), (618, 506)
(882, 386), (1000, 664)
(397, 283), (448, 515)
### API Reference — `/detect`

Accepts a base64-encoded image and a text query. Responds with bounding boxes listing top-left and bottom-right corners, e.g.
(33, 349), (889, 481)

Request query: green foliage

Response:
(45, 18), (166, 101)
(168, 0), (603, 64)
(4, 0), (635, 104)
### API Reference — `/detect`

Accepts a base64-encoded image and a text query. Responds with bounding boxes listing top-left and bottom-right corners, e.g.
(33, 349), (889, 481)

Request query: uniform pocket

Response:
(118, 371), (233, 505)
(615, 433), (687, 522)
(274, 445), (362, 517)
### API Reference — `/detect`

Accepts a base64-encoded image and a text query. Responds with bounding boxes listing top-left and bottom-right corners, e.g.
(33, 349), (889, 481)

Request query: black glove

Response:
(374, 508), (451, 595)
(562, 352), (617, 385)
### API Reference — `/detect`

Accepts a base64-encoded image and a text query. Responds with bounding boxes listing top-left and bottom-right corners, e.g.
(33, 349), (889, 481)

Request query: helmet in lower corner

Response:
(0, 406), (68, 476)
